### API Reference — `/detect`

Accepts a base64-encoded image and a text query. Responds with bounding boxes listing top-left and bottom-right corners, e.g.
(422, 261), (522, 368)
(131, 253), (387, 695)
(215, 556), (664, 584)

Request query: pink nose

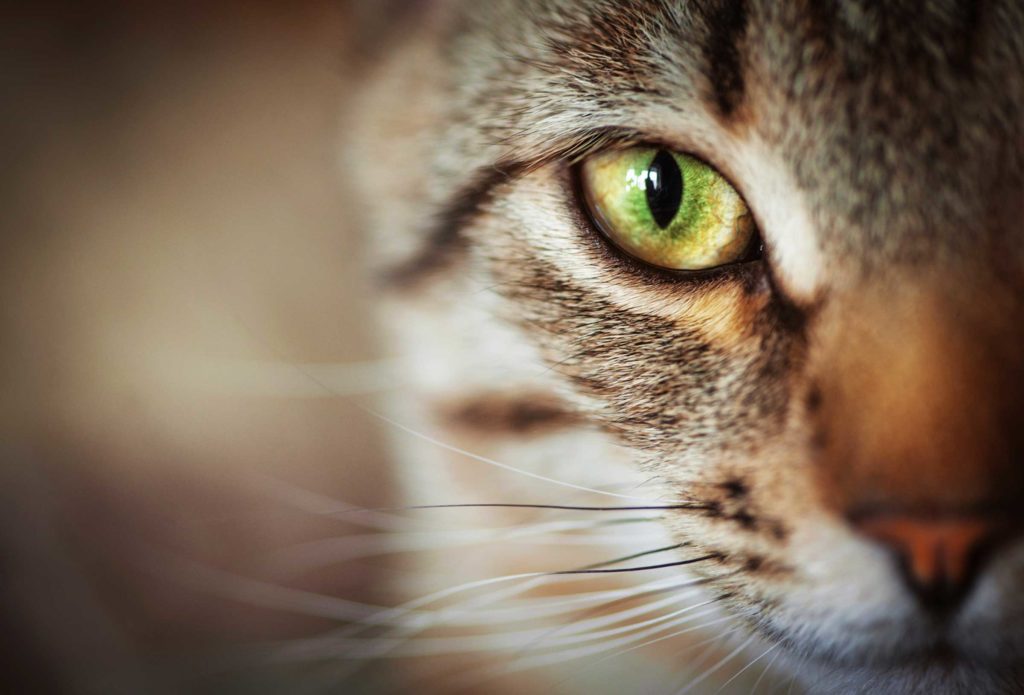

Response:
(855, 515), (999, 609)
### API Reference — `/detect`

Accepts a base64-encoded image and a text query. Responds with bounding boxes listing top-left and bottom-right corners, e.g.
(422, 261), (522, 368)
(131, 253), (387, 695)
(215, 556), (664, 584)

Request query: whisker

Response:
(513, 591), (715, 652)
(362, 407), (660, 501)
(198, 358), (403, 398)
(537, 585), (737, 682)
(156, 552), (412, 623)
(165, 542), (684, 634)
(573, 543), (684, 569)
(346, 543), (687, 638)
(267, 518), (666, 573)
(750, 644), (785, 695)
(423, 576), (695, 627)
(583, 612), (736, 668)
(673, 626), (742, 691)
(285, 593), (712, 659)
(784, 659), (804, 695)
(351, 576), (692, 645)
(281, 548), (703, 666)
(518, 590), (704, 646)
(515, 609), (735, 672)
(431, 575), (693, 628)
(400, 502), (712, 512)
(552, 554), (718, 575)
(511, 575), (711, 659)
(449, 610), (729, 695)
(324, 562), (629, 638)
(772, 652), (808, 695)
(219, 358), (650, 510)
(248, 472), (435, 532)
(712, 641), (780, 695)
(676, 633), (756, 694)
(300, 539), (703, 669)
(289, 579), (684, 658)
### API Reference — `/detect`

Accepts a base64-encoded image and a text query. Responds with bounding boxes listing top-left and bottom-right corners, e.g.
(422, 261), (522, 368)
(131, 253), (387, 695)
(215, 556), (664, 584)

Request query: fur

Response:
(344, 1), (1024, 692)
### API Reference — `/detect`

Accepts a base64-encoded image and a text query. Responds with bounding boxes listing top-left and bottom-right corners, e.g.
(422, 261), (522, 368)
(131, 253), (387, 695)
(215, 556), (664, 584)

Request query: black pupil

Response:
(644, 150), (683, 229)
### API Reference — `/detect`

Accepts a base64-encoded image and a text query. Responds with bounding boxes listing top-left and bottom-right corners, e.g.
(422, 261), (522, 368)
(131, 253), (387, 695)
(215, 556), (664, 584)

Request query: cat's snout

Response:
(852, 512), (1011, 611)
(812, 285), (1024, 536)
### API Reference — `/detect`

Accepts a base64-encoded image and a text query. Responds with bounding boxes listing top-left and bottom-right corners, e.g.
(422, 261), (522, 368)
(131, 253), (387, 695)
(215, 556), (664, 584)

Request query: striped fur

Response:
(345, 1), (1024, 692)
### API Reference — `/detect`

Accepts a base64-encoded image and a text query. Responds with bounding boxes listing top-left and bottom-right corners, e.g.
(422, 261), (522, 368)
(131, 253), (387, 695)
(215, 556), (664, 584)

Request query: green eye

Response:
(579, 147), (756, 271)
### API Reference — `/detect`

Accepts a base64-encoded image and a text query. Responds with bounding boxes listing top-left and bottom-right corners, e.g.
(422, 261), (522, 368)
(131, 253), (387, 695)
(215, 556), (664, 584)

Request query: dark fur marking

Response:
(490, 234), (803, 454)
(386, 127), (644, 291)
(744, 554), (763, 572)
(700, 0), (749, 119)
(712, 552), (790, 581)
(949, 0), (984, 76)
(768, 520), (788, 541)
(704, 500), (724, 518)
(734, 553), (792, 577)
(700, 478), (790, 541)
(805, 382), (823, 414)
(731, 509), (757, 530)
(721, 478), (749, 499)
(384, 164), (516, 289)
(440, 391), (582, 436)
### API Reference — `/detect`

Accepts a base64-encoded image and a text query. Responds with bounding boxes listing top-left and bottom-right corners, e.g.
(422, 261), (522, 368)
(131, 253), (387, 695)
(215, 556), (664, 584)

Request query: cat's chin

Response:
(742, 524), (1024, 690)
(790, 651), (1024, 695)
(774, 629), (1024, 694)
(751, 600), (1024, 691)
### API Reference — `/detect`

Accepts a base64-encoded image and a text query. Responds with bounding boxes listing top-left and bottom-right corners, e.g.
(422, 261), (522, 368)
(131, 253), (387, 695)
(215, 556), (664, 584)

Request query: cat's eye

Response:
(579, 147), (757, 271)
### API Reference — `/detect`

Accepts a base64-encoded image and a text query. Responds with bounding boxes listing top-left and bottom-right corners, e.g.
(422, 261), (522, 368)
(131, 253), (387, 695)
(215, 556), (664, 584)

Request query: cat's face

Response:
(352, 0), (1024, 690)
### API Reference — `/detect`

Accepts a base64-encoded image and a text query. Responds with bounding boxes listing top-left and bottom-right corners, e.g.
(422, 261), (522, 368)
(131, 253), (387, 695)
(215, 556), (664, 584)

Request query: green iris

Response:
(580, 147), (755, 270)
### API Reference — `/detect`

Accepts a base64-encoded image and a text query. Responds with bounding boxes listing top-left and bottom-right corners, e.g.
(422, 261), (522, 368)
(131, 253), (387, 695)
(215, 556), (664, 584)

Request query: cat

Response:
(340, 1), (1024, 692)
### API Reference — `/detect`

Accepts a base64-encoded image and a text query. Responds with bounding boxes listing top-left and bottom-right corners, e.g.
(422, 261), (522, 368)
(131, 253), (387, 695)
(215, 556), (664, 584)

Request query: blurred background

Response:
(3, 3), (401, 691)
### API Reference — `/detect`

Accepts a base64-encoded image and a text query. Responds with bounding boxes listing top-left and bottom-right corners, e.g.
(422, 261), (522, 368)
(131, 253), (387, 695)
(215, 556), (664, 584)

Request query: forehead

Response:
(747, 2), (1024, 266)
(454, 0), (1024, 274)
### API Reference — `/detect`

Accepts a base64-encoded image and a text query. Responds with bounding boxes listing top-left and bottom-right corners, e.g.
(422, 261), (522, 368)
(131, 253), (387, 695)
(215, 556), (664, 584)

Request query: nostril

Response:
(853, 514), (1001, 610)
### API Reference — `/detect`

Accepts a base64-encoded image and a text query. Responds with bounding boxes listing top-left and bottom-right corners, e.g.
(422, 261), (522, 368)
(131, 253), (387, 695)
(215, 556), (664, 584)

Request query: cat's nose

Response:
(854, 514), (1003, 610)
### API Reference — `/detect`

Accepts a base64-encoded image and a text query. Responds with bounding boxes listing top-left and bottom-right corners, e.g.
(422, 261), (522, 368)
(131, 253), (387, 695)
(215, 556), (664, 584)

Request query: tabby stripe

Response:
(440, 391), (582, 435)
(699, 0), (750, 119)
(384, 164), (517, 289)
(384, 128), (643, 290)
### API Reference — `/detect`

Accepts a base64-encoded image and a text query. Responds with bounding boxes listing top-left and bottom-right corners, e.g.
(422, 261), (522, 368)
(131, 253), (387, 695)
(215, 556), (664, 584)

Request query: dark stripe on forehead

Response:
(698, 0), (749, 119)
